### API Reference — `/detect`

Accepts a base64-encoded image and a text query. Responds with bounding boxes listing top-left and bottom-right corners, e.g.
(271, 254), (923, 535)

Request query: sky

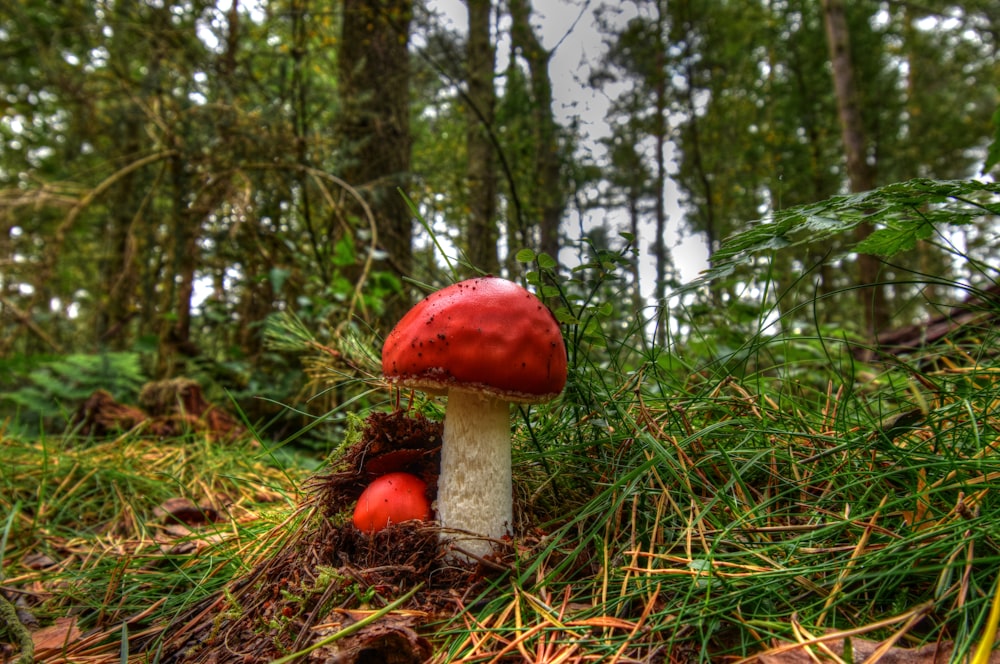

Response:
(424, 0), (710, 298)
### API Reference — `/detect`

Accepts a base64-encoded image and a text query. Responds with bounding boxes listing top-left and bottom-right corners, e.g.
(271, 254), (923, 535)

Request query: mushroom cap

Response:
(382, 277), (568, 403)
(352, 472), (431, 534)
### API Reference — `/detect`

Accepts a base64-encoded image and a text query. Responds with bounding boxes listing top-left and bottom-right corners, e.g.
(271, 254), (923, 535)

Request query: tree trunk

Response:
(465, 0), (499, 275)
(509, 0), (563, 262)
(100, 14), (145, 351)
(821, 0), (889, 346)
(99, 116), (142, 351)
(157, 152), (199, 378)
(291, 0), (328, 286)
(337, 0), (414, 324)
(651, 0), (670, 347)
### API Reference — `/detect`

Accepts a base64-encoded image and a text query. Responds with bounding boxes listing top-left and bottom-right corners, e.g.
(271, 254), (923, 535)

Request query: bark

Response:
(157, 152), (200, 378)
(651, 0), (669, 347)
(100, 16), (145, 350)
(675, 1), (717, 265)
(337, 0), (414, 324)
(821, 0), (890, 346)
(464, 0), (500, 275)
(627, 195), (643, 319)
(508, 0), (563, 262)
(99, 118), (142, 350)
(291, 0), (326, 285)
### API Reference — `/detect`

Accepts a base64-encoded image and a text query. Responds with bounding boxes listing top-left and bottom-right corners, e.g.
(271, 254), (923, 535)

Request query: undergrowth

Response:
(0, 352), (147, 433)
(458, 351), (1000, 661)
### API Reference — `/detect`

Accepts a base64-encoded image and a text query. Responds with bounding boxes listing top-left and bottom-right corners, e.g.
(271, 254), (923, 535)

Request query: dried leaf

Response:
(21, 552), (58, 570)
(153, 497), (219, 525)
(31, 616), (81, 654)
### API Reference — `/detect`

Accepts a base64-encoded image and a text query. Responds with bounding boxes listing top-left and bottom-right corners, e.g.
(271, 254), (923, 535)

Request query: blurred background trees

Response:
(1, 0), (997, 437)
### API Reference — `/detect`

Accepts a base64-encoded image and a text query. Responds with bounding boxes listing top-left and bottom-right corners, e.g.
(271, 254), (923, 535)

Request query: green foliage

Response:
(0, 430), (307, 642)
(1, 352), (147, 431)
(445, 223), (1000, 661)
(1, 0), (996, 658)
(0, 0), (400, 432)
(516, 239), (638, 354)
(4, 224), (1000, 661)
(984, 103), (1000, 175)
(593, 0), (998, 331)
(681, 178), (1000, 294)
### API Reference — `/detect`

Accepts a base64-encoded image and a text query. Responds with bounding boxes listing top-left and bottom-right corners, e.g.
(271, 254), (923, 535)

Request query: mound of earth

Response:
(151, 410), (513, 663)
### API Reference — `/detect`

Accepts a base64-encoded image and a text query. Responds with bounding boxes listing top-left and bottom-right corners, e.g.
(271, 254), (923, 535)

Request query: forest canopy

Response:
(1, 0), (997, 436)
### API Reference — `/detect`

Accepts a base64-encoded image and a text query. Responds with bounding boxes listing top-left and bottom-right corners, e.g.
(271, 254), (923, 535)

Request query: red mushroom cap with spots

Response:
(382, 277), (568, 403)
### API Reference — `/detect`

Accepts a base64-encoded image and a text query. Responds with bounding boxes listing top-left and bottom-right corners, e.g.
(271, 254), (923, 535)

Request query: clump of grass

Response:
(424, 245), (1000, 661)
(0, 428), (310, 655)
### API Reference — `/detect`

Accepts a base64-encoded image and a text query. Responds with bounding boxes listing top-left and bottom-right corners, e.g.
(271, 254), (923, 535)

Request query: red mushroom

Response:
(353, 472), (431, 534)
(382, 277), (567, 559)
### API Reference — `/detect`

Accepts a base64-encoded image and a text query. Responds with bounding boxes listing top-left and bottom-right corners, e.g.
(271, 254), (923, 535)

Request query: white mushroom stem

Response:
(436, 389), (512, 560)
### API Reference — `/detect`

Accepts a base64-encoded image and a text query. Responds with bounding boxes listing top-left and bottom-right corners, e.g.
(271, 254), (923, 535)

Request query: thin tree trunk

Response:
(901, 3), (941, 306)
(465, 0), (499, 275)
(157, 152), (199, 377)
(675, 1), (717, 268)
(682, 60), (720, 312)
(99, 117), (141, 350)
(652, 0), (669, 347)
(821, 0), (889, 346)
(100, 16), (144, 351)
(509, 0), (563, 262)
(291, 0), (327, 286)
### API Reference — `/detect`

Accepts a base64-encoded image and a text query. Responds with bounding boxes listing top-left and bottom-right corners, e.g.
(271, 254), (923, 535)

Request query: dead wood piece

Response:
(71, 389), (147, 437)
(307, 613), (432, 663)
(138, 378), (245, 441)
(871, 283), (1000, 359)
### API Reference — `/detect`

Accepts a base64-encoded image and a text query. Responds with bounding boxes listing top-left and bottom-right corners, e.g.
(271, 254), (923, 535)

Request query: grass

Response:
(421, 261), (1000, 661)
(0, 430), (311, 662)
(3, 266), (1000, 662)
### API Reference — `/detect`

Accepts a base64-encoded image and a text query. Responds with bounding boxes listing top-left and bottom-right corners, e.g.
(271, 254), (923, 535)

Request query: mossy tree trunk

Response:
(337, 0), (414, 325)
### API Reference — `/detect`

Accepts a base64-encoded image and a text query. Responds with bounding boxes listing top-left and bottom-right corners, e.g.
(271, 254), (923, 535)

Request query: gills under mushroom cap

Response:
(382, 277), (567, 402)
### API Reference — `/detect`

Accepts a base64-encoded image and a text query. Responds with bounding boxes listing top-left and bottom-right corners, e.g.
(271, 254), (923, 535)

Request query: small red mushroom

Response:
(352, 472), (431, 534)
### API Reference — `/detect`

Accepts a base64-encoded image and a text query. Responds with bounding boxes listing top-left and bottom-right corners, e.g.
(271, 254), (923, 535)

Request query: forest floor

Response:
(4, 341), (1000, 663)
